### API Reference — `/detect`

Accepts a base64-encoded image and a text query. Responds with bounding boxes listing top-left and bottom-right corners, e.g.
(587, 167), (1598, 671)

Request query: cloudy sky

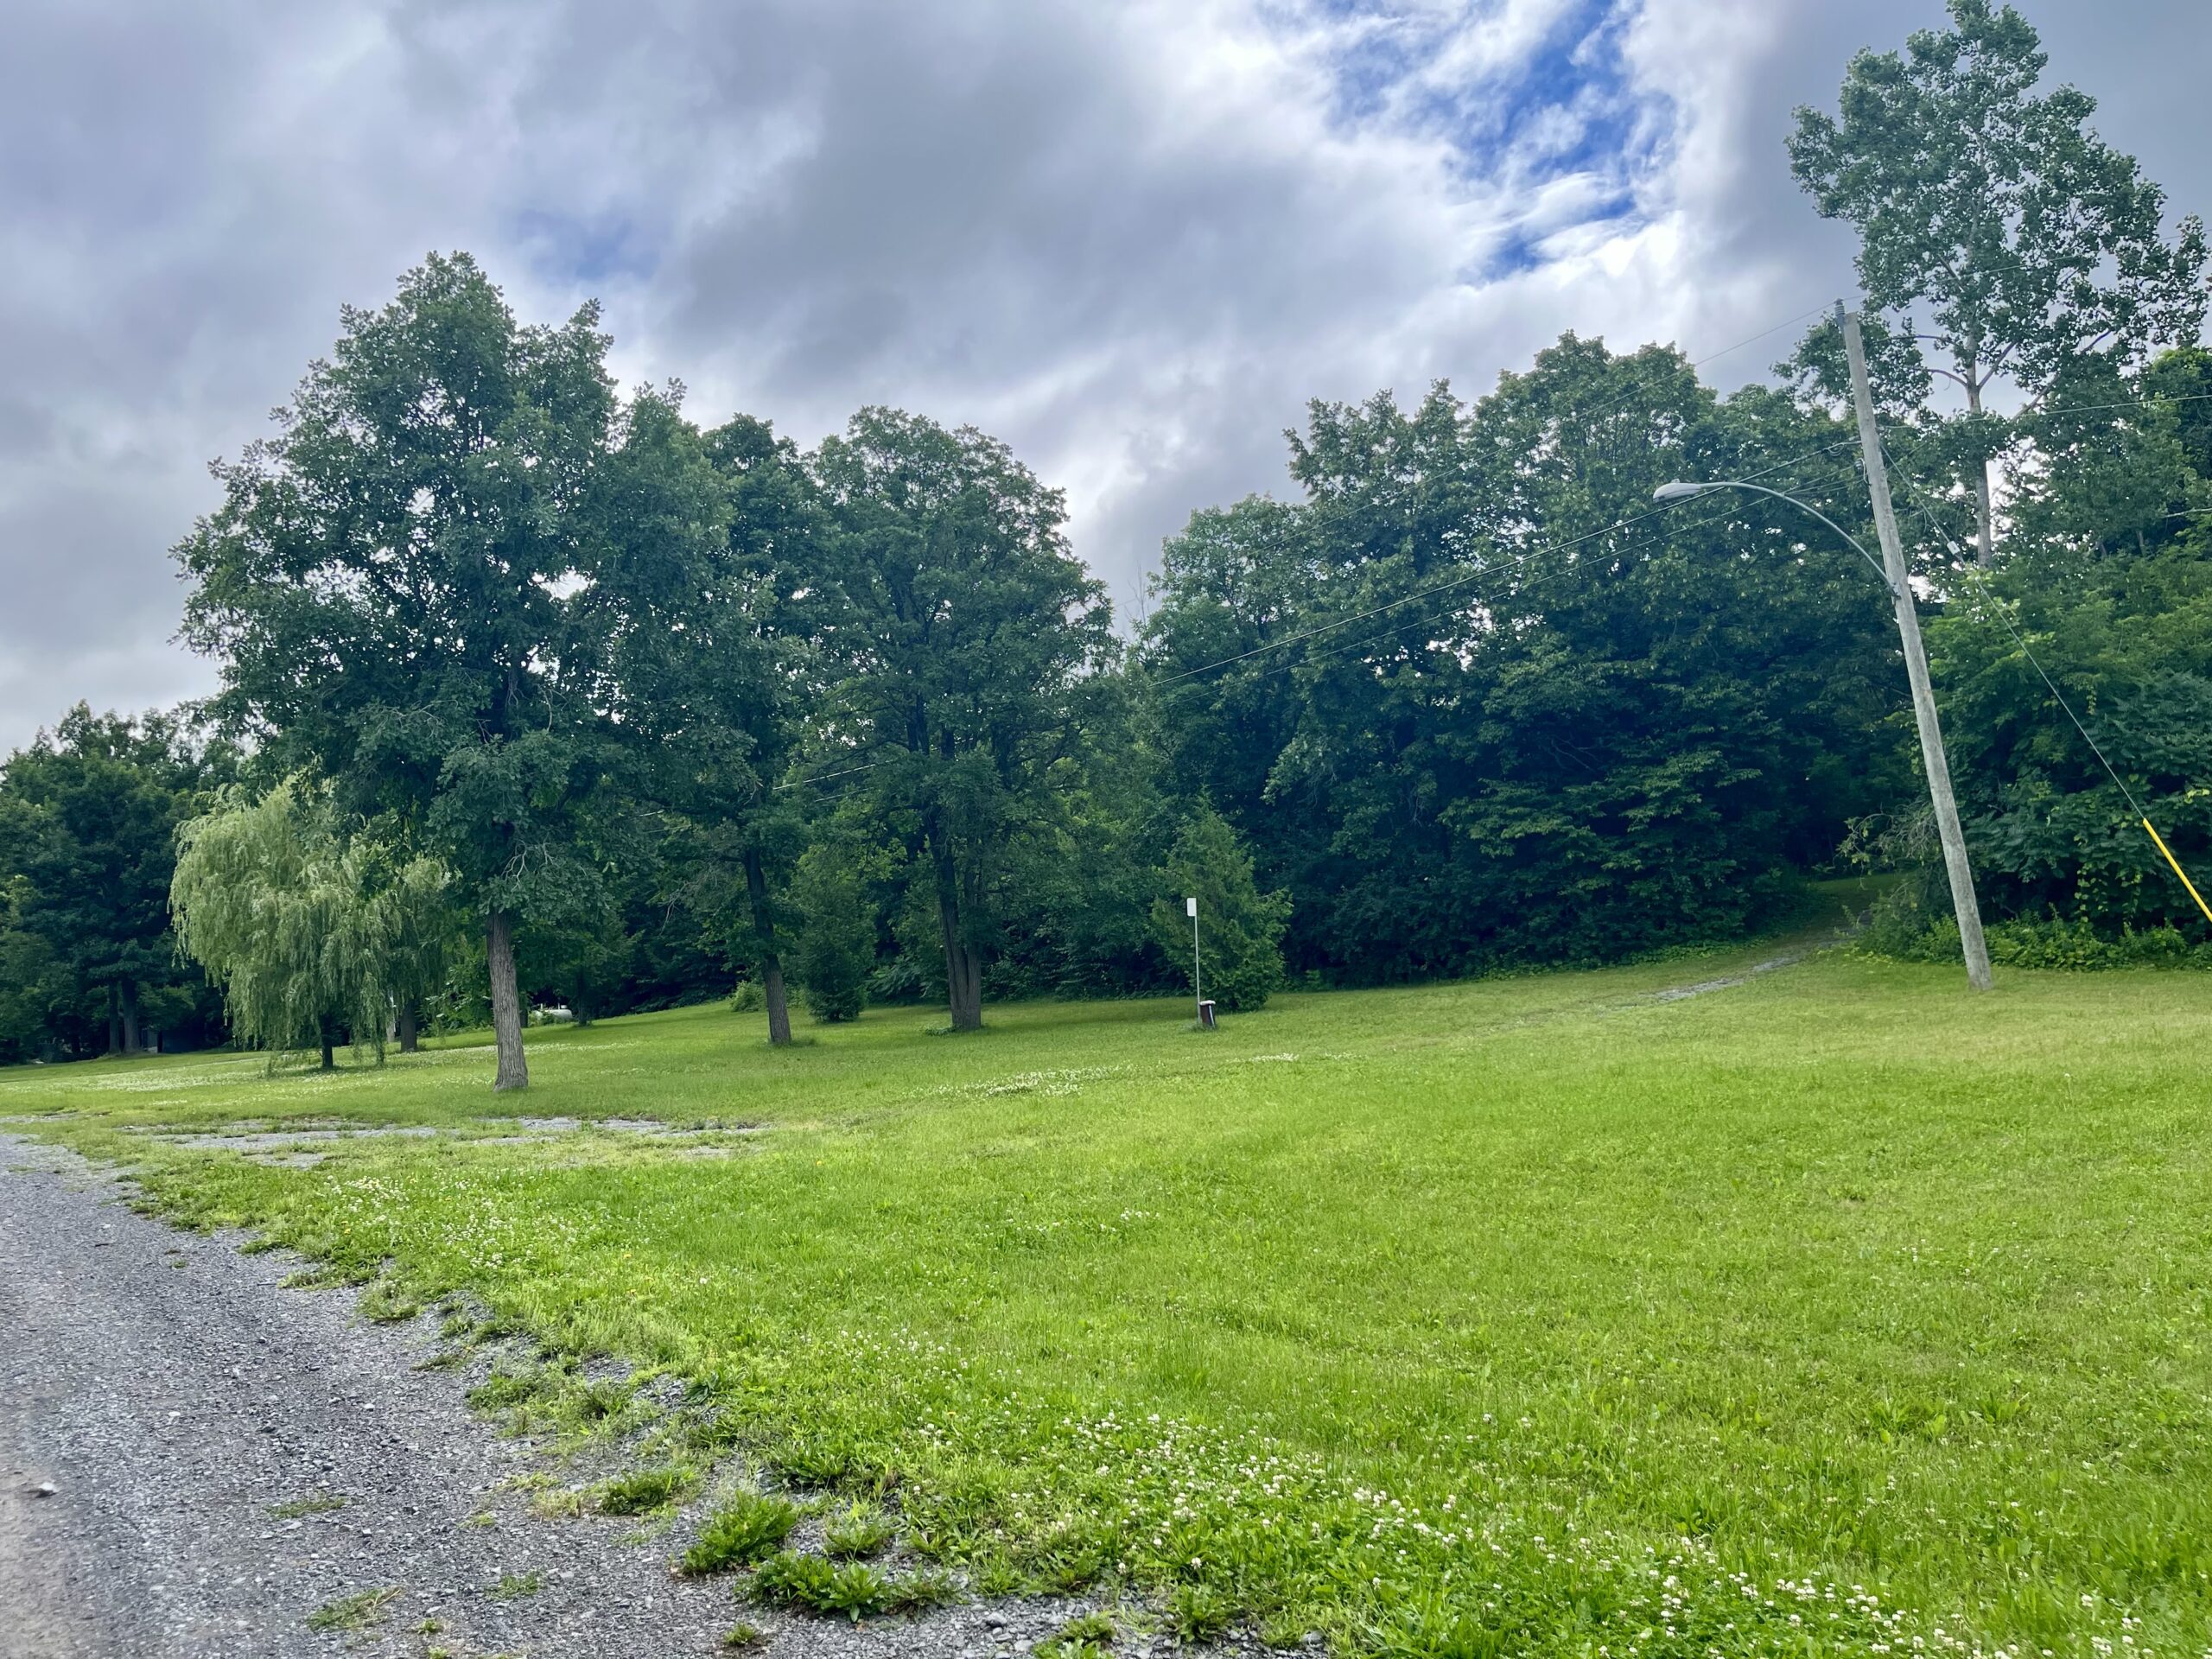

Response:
(3, 0), (2206, 751)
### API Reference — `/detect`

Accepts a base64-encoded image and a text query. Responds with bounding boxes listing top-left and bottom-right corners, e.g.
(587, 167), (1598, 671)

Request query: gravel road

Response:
(0, 1137), (1146, 1659)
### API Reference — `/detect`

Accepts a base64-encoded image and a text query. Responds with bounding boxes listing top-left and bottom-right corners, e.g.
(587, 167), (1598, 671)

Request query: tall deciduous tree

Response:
(811, 410), (1113, 1031)
(1788, 0), (2208, 564)
(0, 705), (223, 1056)
(176, 253), (620, 1090)
(588, 396), (823, 1047)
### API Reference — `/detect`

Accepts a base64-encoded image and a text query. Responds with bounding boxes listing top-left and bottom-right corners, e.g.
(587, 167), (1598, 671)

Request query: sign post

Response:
(1186, 895), (1200, 1024)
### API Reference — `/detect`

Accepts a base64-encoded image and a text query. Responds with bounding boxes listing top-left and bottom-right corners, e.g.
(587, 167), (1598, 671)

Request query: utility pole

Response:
(1840, 306), (1993, 991)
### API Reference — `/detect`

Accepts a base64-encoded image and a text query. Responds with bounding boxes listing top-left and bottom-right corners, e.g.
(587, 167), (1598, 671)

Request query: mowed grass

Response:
(4, 937), (2209, 1657)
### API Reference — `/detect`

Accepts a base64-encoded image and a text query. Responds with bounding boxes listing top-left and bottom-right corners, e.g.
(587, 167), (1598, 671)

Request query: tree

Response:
(170, 779), (450, 1069)
(588, 396), (824, 1046)
(1788, 0), (2208, 563)
(810, 409), (1115, 1031)
(0, 705), (226, 1057)
(1144, 339), (1900, 982)
(790, 838), (882, 1023)
(1150, 805), (1289, 1014)
(176, 253), (621, 1090)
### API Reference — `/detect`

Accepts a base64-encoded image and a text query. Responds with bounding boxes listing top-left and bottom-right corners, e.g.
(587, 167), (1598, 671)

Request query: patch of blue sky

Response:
(510, 208), (661, 289)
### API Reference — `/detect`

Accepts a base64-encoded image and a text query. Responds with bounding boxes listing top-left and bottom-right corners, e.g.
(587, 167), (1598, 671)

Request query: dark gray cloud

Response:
(2, 0), (2205, 750)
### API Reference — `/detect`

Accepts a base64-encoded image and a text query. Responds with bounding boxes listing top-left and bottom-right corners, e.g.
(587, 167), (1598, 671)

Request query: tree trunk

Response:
(931, 842), (983, 1032)
(397, 1000), (419, 1054)
(318, 1014), (335, 1072)
(743, 847), (792, 1046)
(105, 982), (123, 1057)
(487, 910), (529, 1092)
(1964, 371), (1998, 568)
(121, 980), (142, 1056)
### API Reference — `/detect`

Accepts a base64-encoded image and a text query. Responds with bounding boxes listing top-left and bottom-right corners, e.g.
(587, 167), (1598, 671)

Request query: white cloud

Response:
(1, 0), (2205, 750)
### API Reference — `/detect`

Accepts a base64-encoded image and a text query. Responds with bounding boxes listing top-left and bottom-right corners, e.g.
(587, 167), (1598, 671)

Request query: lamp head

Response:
(1653, 480), (1707, 503)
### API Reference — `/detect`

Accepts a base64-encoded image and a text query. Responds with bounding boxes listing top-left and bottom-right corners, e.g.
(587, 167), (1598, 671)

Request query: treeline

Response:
(3, 1), (2207, 1078)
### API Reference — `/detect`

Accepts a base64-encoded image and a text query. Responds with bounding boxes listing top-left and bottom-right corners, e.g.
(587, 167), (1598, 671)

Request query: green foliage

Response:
(169, 779), (453, 1066)
(1145, 349), (1889, 982)
(175, 252), (626, 1089)
(0, 704), (231, 1060)
(680, 1491), (802, 1574)
(594, 1466), (693, 1515)
(791, 841), (882, 1023)
(1149, 805), (1287, 1013)
(750, 1551), (890, 1620)
(821, 1499), (894, 1558)
(10, 946), (2212, 1655)
(810, 408), (1116, 1030)
(1037, 1610), (1118, 1655)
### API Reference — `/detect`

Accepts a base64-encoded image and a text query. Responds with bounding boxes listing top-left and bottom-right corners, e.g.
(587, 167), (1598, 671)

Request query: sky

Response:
(3, 0), (2208, 752)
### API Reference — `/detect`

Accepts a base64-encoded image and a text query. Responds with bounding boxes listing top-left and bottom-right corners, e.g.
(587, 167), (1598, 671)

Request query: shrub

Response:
(1148, 804), (1291, 1014)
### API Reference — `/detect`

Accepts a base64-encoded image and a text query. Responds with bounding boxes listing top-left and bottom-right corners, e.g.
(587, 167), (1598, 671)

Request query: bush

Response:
(792, 841), (885, 1023)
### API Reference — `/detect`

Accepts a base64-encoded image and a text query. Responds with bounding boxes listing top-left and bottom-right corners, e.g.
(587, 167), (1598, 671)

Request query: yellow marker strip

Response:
(2145, 818), (2212, 925)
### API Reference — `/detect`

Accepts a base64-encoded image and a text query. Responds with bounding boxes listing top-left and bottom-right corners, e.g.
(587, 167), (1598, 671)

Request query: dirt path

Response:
(0, 1139), (1093, 1659)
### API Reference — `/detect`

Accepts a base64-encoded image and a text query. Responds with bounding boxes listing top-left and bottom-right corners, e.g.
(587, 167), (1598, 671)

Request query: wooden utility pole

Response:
(1841, 306), (1993, 991)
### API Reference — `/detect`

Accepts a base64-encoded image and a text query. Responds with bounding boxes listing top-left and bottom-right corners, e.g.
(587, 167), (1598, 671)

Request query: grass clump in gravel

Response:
(594, 1465), (693, 1515)
(489, 1569), (544, 1599)
(678, 1491), (801, 1574)
(722, 1624), (769, 1649)
(821, 1499), (894, 1558)
(751, 1552), (889, 1620)
(306, 1586), (399, 1631)
(265, 1491), (346, 1519)
(1168, 1584), (1233, 1644)
(1038, 1609), (1118, 1656)
(357, 1280), (421, 1323)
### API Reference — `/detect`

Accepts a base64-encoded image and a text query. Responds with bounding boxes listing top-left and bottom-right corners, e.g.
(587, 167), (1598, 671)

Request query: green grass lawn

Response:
(4, 936), (2209, 1658)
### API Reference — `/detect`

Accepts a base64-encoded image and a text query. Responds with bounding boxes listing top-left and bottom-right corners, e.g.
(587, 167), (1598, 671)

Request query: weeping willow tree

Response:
(170, 779), (451, 1069)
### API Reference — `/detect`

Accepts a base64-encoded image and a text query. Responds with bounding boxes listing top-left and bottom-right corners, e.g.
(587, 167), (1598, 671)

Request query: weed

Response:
(679, 1491), (801, 1574)
(880, 1569), (958, 1613)
(594, 1465), (692, 1516)
(1038, 1609), (1117, 1655)
(1169, 1584), (1232, 1644)
(266, 1491), (346, 1519)
(358, 1280), (420, 1323)
(306, 1586), (398, 1631)
(722, 1624), (768, 1649)
(239, 1235), (280, 1255)
(529, 1485), (586, 1519)
(750, 1552), (892, 1620)
(490, 1570), (543, 1599)
(467, 1363), (565, 1412)
(822, 1500), (894, 1559)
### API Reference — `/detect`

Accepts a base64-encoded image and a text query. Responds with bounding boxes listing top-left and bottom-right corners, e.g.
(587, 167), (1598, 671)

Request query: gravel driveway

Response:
(0, 1137), (1125, 1659)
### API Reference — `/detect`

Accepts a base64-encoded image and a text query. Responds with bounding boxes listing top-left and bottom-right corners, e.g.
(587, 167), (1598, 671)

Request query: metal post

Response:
(1840, 307), (1993, 991)
(1186, 895), (1201, 1020)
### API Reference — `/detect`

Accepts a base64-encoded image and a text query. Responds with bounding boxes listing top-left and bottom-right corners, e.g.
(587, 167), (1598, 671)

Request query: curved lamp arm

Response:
(1655, 480), (1904, 600)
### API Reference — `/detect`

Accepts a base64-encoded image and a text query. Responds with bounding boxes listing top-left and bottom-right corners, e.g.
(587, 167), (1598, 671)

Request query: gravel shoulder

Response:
(0, 1136), (1103, 1659)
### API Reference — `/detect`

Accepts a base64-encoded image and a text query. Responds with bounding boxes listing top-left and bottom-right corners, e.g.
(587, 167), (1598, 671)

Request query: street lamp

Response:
(1653, 471), (1993, 990)
(1651, 480), (1898, 597)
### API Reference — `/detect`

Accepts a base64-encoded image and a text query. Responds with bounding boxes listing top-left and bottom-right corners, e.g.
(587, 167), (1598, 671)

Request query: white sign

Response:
(1185, 896), (1198, 918)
